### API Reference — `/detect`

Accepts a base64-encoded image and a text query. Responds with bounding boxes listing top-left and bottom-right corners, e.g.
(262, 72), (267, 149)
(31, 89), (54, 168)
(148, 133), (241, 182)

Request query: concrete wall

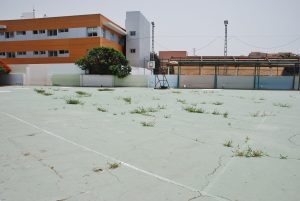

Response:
(52, 74), (80, 86)
(0, 74), (24, 85)
(180, 75), (215, 88)
(256, 76), (294, 90)
(80, 75), (114, 87)
(115, 75), (148, 87)
(217, 76), (254, 89)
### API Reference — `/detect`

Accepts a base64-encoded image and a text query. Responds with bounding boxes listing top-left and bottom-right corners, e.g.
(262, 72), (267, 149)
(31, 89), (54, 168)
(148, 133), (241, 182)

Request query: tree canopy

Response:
(75, 47), (131, 78)
(0, 61), (11, 74)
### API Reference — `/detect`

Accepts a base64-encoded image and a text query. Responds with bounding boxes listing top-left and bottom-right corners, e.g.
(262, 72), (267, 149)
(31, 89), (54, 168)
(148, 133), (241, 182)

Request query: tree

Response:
(75, 47), (131, 78)
(0, 61), (11, 74)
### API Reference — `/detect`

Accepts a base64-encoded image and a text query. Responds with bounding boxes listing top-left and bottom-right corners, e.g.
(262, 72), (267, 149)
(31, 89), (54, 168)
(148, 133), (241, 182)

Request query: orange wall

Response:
(0, 37), (124, 64)
(0, 14), (125, 64)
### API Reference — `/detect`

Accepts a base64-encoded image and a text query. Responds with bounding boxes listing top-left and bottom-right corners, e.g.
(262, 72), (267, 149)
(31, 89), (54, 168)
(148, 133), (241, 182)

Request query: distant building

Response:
(0, 12), (151, 80)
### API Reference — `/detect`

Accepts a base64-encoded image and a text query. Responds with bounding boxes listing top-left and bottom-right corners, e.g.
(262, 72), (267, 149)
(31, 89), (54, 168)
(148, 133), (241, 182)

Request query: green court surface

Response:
(1, 86), (300, 201)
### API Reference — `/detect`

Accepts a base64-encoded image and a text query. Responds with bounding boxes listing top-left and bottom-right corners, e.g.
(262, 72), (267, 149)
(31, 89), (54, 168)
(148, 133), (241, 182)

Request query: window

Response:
(40, 51), (46, 55)
(130, 49), (136, 53)
(102, 29), (106, 38)
(7, 52), (16, 58)
(0, 52), (5, 56)
(87, 27), (97, 37)
(58, 28), (68, 33)
(5, 32), (14, 38)
(33, 30), (38, 34)
(119, 38), (125, 46)
(48, 51), (58, 57)
(59, 50), (69, 54)
(39, 30), (45, 34)
(17, 52), (26, 55)
(16, 31), (26, 35)
(47, 29), (58, 36)
(130, 31), (136, 36)
(33, 51), (39, 55)
(0, 32), (4, 36)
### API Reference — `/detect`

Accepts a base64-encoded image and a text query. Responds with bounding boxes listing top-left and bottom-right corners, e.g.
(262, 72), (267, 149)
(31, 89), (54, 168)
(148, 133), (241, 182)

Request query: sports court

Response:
(1, 86), (300, 201)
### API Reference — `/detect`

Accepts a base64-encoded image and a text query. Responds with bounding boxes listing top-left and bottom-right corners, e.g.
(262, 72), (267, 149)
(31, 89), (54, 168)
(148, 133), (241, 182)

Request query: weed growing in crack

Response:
(98, 88), (114, 92)
(212, 110), (221, 115)
(164, 114), (171, 118)
(157, 104), (166, 110)
(172, 90), (181, 94)
(34, 88), (45, 94)
(122, 97), (132, 104)
(223, 140), (233, 148)
(273, 103), (291, 108)
(233, 146), (266, 158)
(250, 111), (273, 117)
(245, 136), (250, 143)
(141, 121), (155, 127)
(152, 97), (160, 100)
(108, 162), (120, 169)
(97, 107), (107, 112)
(177, 99), (186, 104)
(76, 91), (91, 97)
(34, 88), (53, 96)
(131, 106), (157, 115)
(65, 98), (82, 105)
(184, 106), (205, 113)
(280, 154), (288, 159)
(212, 101), (224, 105)
(223, 112), (229, 118)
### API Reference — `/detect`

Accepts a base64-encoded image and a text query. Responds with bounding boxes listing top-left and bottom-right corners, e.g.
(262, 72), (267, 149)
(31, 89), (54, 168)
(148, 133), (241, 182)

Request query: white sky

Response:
(1, 0), (300, 56)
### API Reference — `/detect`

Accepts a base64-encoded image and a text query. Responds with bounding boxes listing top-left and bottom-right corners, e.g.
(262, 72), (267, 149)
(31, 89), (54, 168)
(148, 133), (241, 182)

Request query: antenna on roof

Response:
(32, 6), (36, 18)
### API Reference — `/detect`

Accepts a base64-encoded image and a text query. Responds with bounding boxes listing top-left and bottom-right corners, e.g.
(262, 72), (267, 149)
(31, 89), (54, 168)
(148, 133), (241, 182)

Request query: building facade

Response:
(0, 14), (126, 65)
(125, 11), (150, 68)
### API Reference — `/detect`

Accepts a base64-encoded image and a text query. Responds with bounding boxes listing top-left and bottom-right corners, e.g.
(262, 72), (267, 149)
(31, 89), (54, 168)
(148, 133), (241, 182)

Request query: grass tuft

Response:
(97, 107), (107, 112)
(212, 110), (221, 115)
(280, 154), (288, 159)
(234, 146), (266, 158)
(65, 98), (82, 105)
(223, 140), (233, 148)
(223, 112), (229, 118)
(131, 106), (158, 115)
(122, 97), (132, 104)
(141, 121), (155, 127)
(34, 88), (45, 94)
(98, 88), (114, 92)
(273, 103), (291, 108)
(184, 106), (205, 113)
(76, 91), (91, 97)
(212, 101), (223, 105)
(108, 162), (120, 169)
(177, 99), (186, 104)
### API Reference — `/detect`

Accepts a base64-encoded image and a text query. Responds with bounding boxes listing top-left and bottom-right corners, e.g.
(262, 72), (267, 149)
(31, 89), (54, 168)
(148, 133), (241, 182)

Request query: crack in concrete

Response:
(288, 134), (300, 146)
(187, 191), (202, 201)
(202, 155), (226, 190)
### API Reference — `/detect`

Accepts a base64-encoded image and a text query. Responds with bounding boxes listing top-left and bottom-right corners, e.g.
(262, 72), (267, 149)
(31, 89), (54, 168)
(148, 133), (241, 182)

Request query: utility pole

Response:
(151, 21), (155, 61)
(224, 20), (228, 56)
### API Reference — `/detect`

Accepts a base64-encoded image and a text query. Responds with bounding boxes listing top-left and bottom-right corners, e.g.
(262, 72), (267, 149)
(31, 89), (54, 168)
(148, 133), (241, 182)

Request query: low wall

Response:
(217, 76), (254, 89)
(149, 75), (178, 88)
(256, 76), (294, 90)
(80, 75), (114, 87)
(295, 77), (300, 90)
(52, 74), (80, 86)
(0, 74), (24, 85)
(115, 75), (148, 87)
(180, 75), (215, 88)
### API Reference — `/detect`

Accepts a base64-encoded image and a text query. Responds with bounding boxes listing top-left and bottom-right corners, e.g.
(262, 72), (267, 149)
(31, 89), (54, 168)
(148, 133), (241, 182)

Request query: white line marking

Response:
(1, 112), (197, 192)
(2, 111), (230, 201)
(0, 91), (12, 93)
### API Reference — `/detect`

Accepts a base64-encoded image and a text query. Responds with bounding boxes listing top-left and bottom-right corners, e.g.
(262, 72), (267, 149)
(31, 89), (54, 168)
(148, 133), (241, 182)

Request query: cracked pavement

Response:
(1, 86), (300, 201)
